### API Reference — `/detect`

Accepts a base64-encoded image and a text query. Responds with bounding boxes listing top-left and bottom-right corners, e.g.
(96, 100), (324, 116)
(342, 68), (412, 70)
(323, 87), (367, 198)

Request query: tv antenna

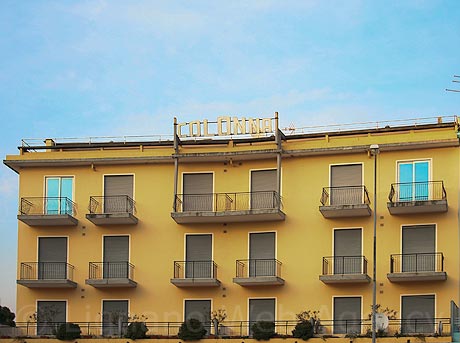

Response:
(446, 75), (460, 93)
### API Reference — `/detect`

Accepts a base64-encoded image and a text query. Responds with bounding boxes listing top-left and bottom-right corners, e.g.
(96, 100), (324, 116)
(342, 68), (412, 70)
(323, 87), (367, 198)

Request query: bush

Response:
(125, 322), (148, 339)
(251, 321), (276, 341)
(292, 321), (314, 340)
(177, 318), (207, 341)
(54, 322), (81, 340)
(0, 306), (15, 327)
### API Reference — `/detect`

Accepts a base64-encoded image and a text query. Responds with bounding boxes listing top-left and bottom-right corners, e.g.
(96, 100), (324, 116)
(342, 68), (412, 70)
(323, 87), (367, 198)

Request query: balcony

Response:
(85, 262), (137, 288)
(17, 262), (77, 288)
(170, 260), (221, 287)
(233, 259), (284, 286)
(17, 197), (78, 226)
(319, 186), (371, 218)
(387, 253), (447, 282)
(319, 256), (371, 284)
(86, 196), (138, 225)
(387, 181), (448, 215)
(171, 191), (285, 224)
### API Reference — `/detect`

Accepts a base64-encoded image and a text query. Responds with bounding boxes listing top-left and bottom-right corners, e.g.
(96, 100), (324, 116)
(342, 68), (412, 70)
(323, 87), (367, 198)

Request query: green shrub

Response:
(125, 321), (148, 339)
(54, 322), (81, 340)
(177, 318), (207, 341)
(292, 321), (314, 340)
(0, 306), (16, 327)
(251, 321), (276, 341)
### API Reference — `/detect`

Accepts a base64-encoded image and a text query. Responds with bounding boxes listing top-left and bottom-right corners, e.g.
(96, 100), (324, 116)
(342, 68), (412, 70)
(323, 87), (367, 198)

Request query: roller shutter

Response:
(183, 173), (213, 211)
(185, 300), (211, 334)
(330, 164), (362, 205)
(251, 169), (277, 209)
(249, 232), (275, 276)
(38, 237), (67, 279)
(37, 301), (66, 335)
(103, 236), (129, 278)
(402, 225), (435, 272)
(249, 299), (275, 335)
(186, 234), (212, 278)
(334, 229), (362, 274)
(104, 175), (134, 213)
(401, 295), (435, 334)
(102, 300), (128, 336)
(333, 297), (361, 334)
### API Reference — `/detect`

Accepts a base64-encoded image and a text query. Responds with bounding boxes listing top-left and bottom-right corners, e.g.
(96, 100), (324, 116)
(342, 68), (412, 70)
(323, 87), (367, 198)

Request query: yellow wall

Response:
(9, 124), (460, 332)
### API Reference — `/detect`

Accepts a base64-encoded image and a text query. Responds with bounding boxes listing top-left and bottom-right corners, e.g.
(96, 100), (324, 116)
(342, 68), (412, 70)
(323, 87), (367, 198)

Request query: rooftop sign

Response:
(176, 116), (274, 138)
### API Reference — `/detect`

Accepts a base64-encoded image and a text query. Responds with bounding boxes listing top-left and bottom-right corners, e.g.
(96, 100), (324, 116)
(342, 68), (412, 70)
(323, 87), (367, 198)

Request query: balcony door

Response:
(183, 173), (213, 211)
(249, 232), (275, 277)
(102, 300), (128, 336)
(334, 229), (362, 274)
(333, 297), (361, 334)
(186, 234), (212, 278)
(398, 161), (429, 201)
(251, 169), (277, 209)
(185, 300), (211, 335)
(249, 298), (275, 335)
(103, 236), (129, 278)
(37, 301), (66, 335)
(330, 164), (362, 205)
(401, 295), (435, 334)
(45, 177), (73, 214)
(38, 237), (67, 279)
(104, 175), (134, 213)
(402, 225), (435, 272)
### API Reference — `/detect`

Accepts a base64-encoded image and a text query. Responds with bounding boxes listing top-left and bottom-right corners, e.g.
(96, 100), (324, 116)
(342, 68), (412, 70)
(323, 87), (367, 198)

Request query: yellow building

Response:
(3, 115), (460, 338)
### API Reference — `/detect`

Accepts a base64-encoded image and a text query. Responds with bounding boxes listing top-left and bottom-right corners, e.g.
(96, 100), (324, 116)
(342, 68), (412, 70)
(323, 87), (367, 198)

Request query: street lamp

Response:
(369, 144), (380, 343)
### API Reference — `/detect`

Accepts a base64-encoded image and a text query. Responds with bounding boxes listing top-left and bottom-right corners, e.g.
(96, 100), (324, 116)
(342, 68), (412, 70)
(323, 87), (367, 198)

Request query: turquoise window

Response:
(45, 177), (73, 214)
(398, 161), (429, 201)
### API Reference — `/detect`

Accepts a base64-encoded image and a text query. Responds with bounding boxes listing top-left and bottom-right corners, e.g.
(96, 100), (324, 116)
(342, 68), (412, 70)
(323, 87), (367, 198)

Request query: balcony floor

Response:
(387, 272), (447, 282)
(86, 213), (138, 225)
(387, 200), (448, 215)
(171, 209), (285, 223)
(233, 276), (285, 286)
(319, 204), (371, 218)
(17, 279), (77, 288)
(319, 274), (371, 284)
(85, 278), (137, 288)
(170, 278), (221, 287)
(18, 214), (78, 226)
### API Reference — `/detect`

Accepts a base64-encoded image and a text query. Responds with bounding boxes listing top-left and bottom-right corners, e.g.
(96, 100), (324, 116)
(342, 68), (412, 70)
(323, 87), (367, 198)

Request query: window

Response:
(45, 177), (73, 214)
(333, 297), (361, 334)
(104, 175), (134, 213)
(184, 300), (211, 334)
(38, 237), (67, 279)
(37, 301), (66, 335)
(401, 295), (435, 334)
(251, 169), (277, 209)
(185, 234), (213, 278)
(334, 229), (362, 274)
(398, 160), (429, 201)
(330, 164), (362, 205)
(249, 232), (276, 277)
(102, 300), (128, 336)
(103, 236), (129, 278)
(183, 173), (213, 211)
(249, 298), (275, 335)
(402, 225), (435, 272)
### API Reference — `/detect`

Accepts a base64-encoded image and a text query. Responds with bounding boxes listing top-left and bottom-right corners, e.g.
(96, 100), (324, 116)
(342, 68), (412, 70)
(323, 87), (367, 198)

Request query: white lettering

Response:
(233, 117), (246, 135)
(217, 116), (231, 136)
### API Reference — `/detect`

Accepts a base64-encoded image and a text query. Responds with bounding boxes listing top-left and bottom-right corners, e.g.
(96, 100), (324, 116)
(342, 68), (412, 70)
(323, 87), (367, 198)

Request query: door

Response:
(402, 225), (435, 272)
(249, 232), (275, 277)
(103, 236), (129, 278)
(398, 161), (429, 201)
(334, 229), (362, 274)
(249, 298), (275, 335)
(102, 300), (128, 336)
(45, 177), (73, 214)
(37, 301), (66, 335)
(186, 234), (212, 278)
(184, 300), (211, 335)
(104, 175), (134, 213)
(183, 173), (213, 211)
(401, 295), (435, 334)
(333, 297), (361, 334)
(251, 169), (277, 209)
(330, 164), (362, 205)
(38, 237), (67, 279)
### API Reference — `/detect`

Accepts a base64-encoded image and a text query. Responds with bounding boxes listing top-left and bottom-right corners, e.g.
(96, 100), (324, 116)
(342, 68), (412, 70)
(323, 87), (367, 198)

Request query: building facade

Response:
(4, 115), (460, 337)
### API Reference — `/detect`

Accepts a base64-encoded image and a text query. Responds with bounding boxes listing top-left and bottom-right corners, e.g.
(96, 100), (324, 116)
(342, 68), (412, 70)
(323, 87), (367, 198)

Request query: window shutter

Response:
(38, 237), (67, 279)
(249, 232), (275, 276)
(185, 300), (211, 334)
(186, 235), (212, 278)
(331, 164), (362, 187)
(103, 236), (129, 278)
(333, 297), (361, 334)
(102, 300), (128, 336)
(183, 173), (213, 211)
(401, 295), (435, 334)
(251, 170), (277, 209)
(37, 301), (66, 335)
(104, 175), (134, 198)
(334, 229), (362, 274)
(249, 298), (275, 334)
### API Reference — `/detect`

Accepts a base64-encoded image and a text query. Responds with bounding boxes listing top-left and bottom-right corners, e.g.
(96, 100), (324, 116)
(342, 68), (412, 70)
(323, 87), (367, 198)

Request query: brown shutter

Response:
(330, 164), (362, 205)
(251, 170), (277, 209)
(183, 173), (213, 211)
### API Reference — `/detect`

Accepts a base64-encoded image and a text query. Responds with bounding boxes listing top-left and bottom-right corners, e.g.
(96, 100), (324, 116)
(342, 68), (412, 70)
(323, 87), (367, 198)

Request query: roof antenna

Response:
(446, 75), (460, 93)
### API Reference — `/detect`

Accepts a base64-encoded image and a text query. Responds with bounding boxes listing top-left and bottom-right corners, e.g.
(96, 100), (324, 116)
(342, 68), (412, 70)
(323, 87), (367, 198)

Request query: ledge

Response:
(17, 214), (78, 226)
(171, 209), (285, 224)
(387, 200), (448, 215)
(319, 274), (371, 284)
(86, 213), (138, 225)
(319, 204), (371, 218)
(17, 279), (77, 288)
(387, 272), (447, 282)
(85, 278), (137, 288)
(170, 278), (221, 287)
(233, 276), (285, 286)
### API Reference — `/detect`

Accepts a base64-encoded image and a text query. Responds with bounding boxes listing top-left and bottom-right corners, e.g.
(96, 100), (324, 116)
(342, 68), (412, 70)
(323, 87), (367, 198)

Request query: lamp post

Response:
(369, 144), (380, 343)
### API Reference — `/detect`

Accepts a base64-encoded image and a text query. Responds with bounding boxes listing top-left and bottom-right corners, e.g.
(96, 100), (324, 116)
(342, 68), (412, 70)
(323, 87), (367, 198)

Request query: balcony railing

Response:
(88, 262), (135, 280)
(88, 196), (136, 214)
(322, 256), (368, 275)
(174, 191), (282, 212)
(20, 262), (74, 280)
(388, 181), (446, 203)
(19, 197), (76, 216)
(390, 253), (444, 273)
(320, 186), (370, 206)
(173, 260), (218, 279)
(236, 259), (282, 278)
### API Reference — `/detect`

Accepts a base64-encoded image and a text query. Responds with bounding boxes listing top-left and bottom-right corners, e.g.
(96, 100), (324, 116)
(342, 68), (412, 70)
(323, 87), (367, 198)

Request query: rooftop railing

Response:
(19, 197), (76, 216)
(388, 181), (446, 203)
(88, 196), (136, 214)
(320, 186), (370, 206)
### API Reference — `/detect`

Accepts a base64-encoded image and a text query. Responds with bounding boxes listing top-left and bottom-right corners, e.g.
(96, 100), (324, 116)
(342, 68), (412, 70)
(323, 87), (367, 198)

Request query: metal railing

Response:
(322, 256), (368, 275)
(88, 196), (136, 214)
(19, 262), (74, 280)
(388, 181), (446, 203)
(390, 253), (444, 273)
(174, 191), (282, 212)
(88, 262), (135, 280)
(320, 186), (370, 206)
(236, 259), (282, 278)
(19, 197), (76, 216)
(173, 260), (218, 279)
(9, 317), (450, 338)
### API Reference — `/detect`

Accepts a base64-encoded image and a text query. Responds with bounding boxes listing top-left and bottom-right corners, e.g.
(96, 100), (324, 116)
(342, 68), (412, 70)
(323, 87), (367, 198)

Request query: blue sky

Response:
(1, 1), (459, 312)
